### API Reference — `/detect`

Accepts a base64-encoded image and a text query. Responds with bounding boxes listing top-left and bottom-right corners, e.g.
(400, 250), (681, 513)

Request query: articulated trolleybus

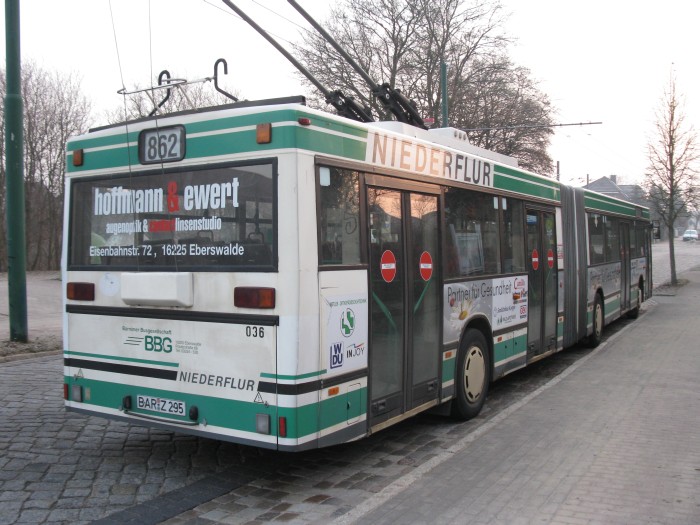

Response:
(63, 97), (652, 451)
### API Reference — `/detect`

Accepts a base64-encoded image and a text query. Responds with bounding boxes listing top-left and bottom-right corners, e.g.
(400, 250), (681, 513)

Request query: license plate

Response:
(136, 395), (186, 416)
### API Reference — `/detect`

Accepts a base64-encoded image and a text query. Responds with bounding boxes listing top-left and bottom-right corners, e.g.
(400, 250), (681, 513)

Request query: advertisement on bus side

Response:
(443, 275), (528, 344)
(322, 293), (368, 375)
(587, 262), (621, 304)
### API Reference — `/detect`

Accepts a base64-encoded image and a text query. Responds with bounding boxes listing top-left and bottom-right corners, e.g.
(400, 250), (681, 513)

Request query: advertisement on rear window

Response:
(69, 163), (276, 269)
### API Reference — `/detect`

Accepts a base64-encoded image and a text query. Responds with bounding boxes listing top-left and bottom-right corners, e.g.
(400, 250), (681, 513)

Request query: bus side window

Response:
(588, 213), (605, 265)
(445, 188), (500, 277)
(636, 224), (647, 257)
(318, 167), (361, 266)
(501, 197), (525, 273)
(605, 216), (619, 262)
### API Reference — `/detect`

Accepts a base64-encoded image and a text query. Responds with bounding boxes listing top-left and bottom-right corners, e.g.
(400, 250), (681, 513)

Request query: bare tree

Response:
(0, 62), (91, 270)
(413, 0), (508, 121)
(293, 0), (554, 173)
(454, 55), (554, 174)
(644, 73), (699, 285)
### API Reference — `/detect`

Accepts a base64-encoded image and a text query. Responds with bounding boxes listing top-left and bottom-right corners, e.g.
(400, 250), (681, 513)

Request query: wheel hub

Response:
(464, 346), (485, 402)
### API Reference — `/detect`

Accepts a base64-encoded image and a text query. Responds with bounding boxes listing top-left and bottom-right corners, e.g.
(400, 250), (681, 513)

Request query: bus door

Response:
(366, 182), (441, 426)
(620, 222), (631, 310)
(526, 208), (558, 358)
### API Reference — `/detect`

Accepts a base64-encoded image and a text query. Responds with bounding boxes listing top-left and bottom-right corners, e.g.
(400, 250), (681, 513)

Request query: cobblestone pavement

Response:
(1, 242), (698, 524)
(0, 313), (650, 524)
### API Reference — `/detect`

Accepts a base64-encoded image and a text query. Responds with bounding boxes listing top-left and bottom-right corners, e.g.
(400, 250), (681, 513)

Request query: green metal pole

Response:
(4, 0), (28, 342)
(440, 61), (448, 128)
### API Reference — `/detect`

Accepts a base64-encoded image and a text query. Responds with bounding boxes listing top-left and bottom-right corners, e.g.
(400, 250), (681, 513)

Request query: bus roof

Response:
(67, 98), (649, 220)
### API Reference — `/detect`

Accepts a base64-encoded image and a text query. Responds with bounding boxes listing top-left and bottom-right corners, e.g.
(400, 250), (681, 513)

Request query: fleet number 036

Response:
(246, 326), (265, 338)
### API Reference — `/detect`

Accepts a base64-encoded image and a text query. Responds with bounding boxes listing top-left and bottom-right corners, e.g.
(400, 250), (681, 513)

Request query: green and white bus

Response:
(63, 97), (652, 451)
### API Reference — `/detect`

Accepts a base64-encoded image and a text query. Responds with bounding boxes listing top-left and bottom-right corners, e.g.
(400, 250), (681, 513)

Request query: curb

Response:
(0, 349), (62, 364)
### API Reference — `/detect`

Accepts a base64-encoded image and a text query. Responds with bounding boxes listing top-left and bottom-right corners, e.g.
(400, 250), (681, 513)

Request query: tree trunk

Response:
(668, 224), (677, 285)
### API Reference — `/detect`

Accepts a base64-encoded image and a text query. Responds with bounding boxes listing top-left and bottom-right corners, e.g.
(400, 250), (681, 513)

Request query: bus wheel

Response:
(452, 329), (490, 420)
(627, 283), (643, 319)
(588, 294), (604, 347)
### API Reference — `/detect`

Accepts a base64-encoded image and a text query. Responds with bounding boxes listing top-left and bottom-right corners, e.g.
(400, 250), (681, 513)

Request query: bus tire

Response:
(451, 329), (490, 420)
(627, 281), (643, 319)
(588, 294), (604, 347)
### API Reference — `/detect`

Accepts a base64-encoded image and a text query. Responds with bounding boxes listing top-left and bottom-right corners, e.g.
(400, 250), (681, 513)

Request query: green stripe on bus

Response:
(186, 109), (295, 135)
(496, 165), (560, 189)
(260, 370), (327, 380)
(67, 125), (367, 173)
(67, 130), (140, 151)
(66, 108), (367, 154)
(288, 388), (368, 438)
(296, 126), (366, 160)
(494, 166), (560, 201)
(493, 333), (527, 366)
(67, 144), (138, 173)
(441, 355), (455, 383)
(584, 193), (638, 217)
(64, 375), (366, 439)
(494, 338), (509, 364)
(65, 376), (259, 428)
(64, 350), (179, 367)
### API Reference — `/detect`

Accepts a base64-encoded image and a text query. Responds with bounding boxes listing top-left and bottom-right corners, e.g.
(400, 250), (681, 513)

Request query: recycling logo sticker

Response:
(340, 308), (355, 337)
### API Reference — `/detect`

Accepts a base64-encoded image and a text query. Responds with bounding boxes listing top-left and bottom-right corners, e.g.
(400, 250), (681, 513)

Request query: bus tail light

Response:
(256, 414), (270, 434)
(63, 383), (69, 400)
(278, 416), (287, 438)
(234, 287), (275, 309)
(67, 282), (95, 301)
(71, 384), (83, 402)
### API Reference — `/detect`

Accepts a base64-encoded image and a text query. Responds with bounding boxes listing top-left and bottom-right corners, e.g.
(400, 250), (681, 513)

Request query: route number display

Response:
(139, 126), (186, 164)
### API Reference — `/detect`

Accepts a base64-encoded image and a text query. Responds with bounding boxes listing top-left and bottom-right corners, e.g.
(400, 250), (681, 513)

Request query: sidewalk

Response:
(0, 271), (62, 358)
(350, 267), (700, 524)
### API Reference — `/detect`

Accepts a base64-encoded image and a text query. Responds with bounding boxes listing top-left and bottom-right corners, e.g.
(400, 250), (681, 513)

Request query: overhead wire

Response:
(108, 0), (128, 122)
(200, 0), (313, 47)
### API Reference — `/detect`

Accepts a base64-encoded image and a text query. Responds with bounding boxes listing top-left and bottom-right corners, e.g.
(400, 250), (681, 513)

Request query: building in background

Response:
(583, 175), (679, 240)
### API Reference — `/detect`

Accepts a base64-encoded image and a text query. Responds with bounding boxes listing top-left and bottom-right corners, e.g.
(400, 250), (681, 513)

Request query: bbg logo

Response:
(145, 336), (173, 353)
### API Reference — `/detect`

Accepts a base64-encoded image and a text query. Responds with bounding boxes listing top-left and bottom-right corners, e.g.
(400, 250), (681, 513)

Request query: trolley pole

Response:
(440, 61), (449, 127)
(4, 0), (28, 342)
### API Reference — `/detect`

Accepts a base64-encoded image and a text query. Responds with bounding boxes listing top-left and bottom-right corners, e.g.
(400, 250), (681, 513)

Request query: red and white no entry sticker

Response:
(380, 250), (397, 283)
(419, 251), (433, 281)
(531, 248), (539, 270)
(547, 248), (554, 269)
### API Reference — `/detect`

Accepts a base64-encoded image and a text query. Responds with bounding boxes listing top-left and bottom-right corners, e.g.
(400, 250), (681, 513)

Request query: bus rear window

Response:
(69, 162), (276, 270)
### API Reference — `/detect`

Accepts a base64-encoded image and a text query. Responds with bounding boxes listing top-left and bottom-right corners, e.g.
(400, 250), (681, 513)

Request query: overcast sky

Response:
(2, 0), (699, 187)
